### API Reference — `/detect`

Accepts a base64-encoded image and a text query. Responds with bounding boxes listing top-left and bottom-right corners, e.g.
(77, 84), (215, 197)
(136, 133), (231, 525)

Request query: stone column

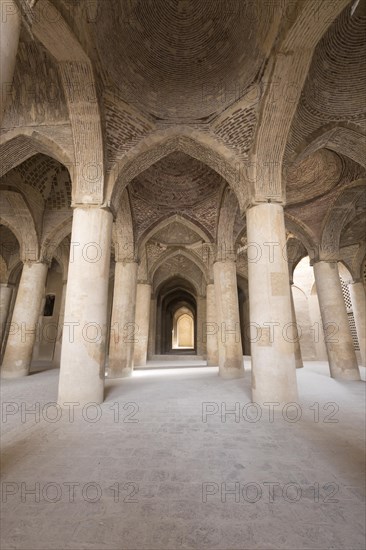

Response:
(196, 295), (206, 357)
(134, 282), (151, 366)
(313, 261), (360, 380)
(213, 260), (244, 378)
(108, 260), (138, 378)
(0, 282), (17, 362)
(31, 292), (46, 361)
(148, 296), (157, 359)
(290, 283), (304, 369)
(52, 279), (67, 368)
(57, 207), (113, 406)
(0, 283), (13, 344)
(1, 261), (48, 377)
(0, 0), (21, 123)
(155, 299), (162, 355)
(309, 291), (328, 360)
(242, 298), (251, 356)
(205, 283), (219, 366)
(348, 280), (366, 367)
(246, 203), (298, 403)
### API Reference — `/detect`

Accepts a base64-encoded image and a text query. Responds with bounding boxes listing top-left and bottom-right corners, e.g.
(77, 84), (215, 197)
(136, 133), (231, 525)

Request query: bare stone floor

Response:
(1, 360), (365, 550)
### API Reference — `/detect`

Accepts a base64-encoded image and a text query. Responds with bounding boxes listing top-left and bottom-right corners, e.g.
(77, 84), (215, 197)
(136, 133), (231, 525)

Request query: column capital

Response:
(213, 257), (236, 266)
(22, 258), (51, 267)
(112, 232), (137, 263)
(113, 248), (138, 264)
(71, 203), (113, 216)
(245, 199), (285, 211)
(114, 257), (139, 265)
(312, 244), (340, 264)
(310, 258), (338, 267)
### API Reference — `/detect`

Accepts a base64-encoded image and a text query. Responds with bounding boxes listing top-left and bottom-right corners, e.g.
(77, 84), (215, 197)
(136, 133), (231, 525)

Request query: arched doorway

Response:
(155, 278), (197, 355)
(172, 308), (194, 350)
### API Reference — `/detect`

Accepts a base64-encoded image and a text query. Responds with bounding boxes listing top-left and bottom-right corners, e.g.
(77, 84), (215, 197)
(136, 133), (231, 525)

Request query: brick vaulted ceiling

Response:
(1, 0), (365, 254)
(86, 0), (275, 121)
(128, 151), (224, 241)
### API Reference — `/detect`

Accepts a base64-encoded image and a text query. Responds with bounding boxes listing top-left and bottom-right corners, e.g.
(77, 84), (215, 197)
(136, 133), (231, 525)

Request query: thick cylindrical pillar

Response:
(242, 297), (251, 356)
(31, 293), (46, 361)
(213, 260), (244, 378)
(0, 0), (21, 123)
(313, 261), (360, 380)
(246, 203), (298, 403)
(108, 261), (138, 378)
(57, 207), (113, 406)
(309, 291), (328, 360)
(348, 281), (366, 366)
(206, 283), (219, 366)
(290, 284), (303, 368)
(148, 297), (157, 359)
(134, 283), (152, 366)
(1, 262), (48, 378)
(196, 295), (206, 357)
(52, 280), (67, 368)
(0, 283), (13, 344)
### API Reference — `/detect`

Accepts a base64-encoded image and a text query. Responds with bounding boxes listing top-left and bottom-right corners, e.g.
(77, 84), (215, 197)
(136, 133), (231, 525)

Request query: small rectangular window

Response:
(43, 294), (56, 317)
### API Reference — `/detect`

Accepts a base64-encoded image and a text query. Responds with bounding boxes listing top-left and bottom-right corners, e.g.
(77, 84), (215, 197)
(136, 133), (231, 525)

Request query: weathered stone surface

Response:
(0, 0), (364, 485)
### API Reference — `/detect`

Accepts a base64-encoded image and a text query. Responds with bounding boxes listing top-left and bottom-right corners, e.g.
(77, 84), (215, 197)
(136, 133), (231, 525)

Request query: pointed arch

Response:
(113, 189), (135, 261)
(293, 124), (366, 168)
(0, 128), (74, 179)
(154, 270), (202, 298)
(250, 0), (350, 201)
(40, 217), (73, 263)
(19, 0), (105, 203)
(217, 187), (240, 257)
(320, 179), (366, 259)
(0, 189), (39, 261)
(107, 128), (249, 211)
(284, 213), (318, 262)
(138, 214), (211, 253)
(149, 247), (208, 283)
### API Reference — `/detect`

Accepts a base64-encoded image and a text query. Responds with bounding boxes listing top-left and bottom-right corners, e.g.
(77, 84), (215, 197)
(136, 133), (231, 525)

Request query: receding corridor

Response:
(1, 1), (365, 549)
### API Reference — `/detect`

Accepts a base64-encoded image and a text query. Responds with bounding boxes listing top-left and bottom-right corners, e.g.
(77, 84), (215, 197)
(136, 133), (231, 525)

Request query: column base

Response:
(252, 388), (299, 407)
(1, 367), (29, 379)
(330, 368), (361, 381)
(219, 366), (245, 379)
(134, 359), (147, 367)
(57, 388), (104, 408)
(107, 367), (133, 379)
